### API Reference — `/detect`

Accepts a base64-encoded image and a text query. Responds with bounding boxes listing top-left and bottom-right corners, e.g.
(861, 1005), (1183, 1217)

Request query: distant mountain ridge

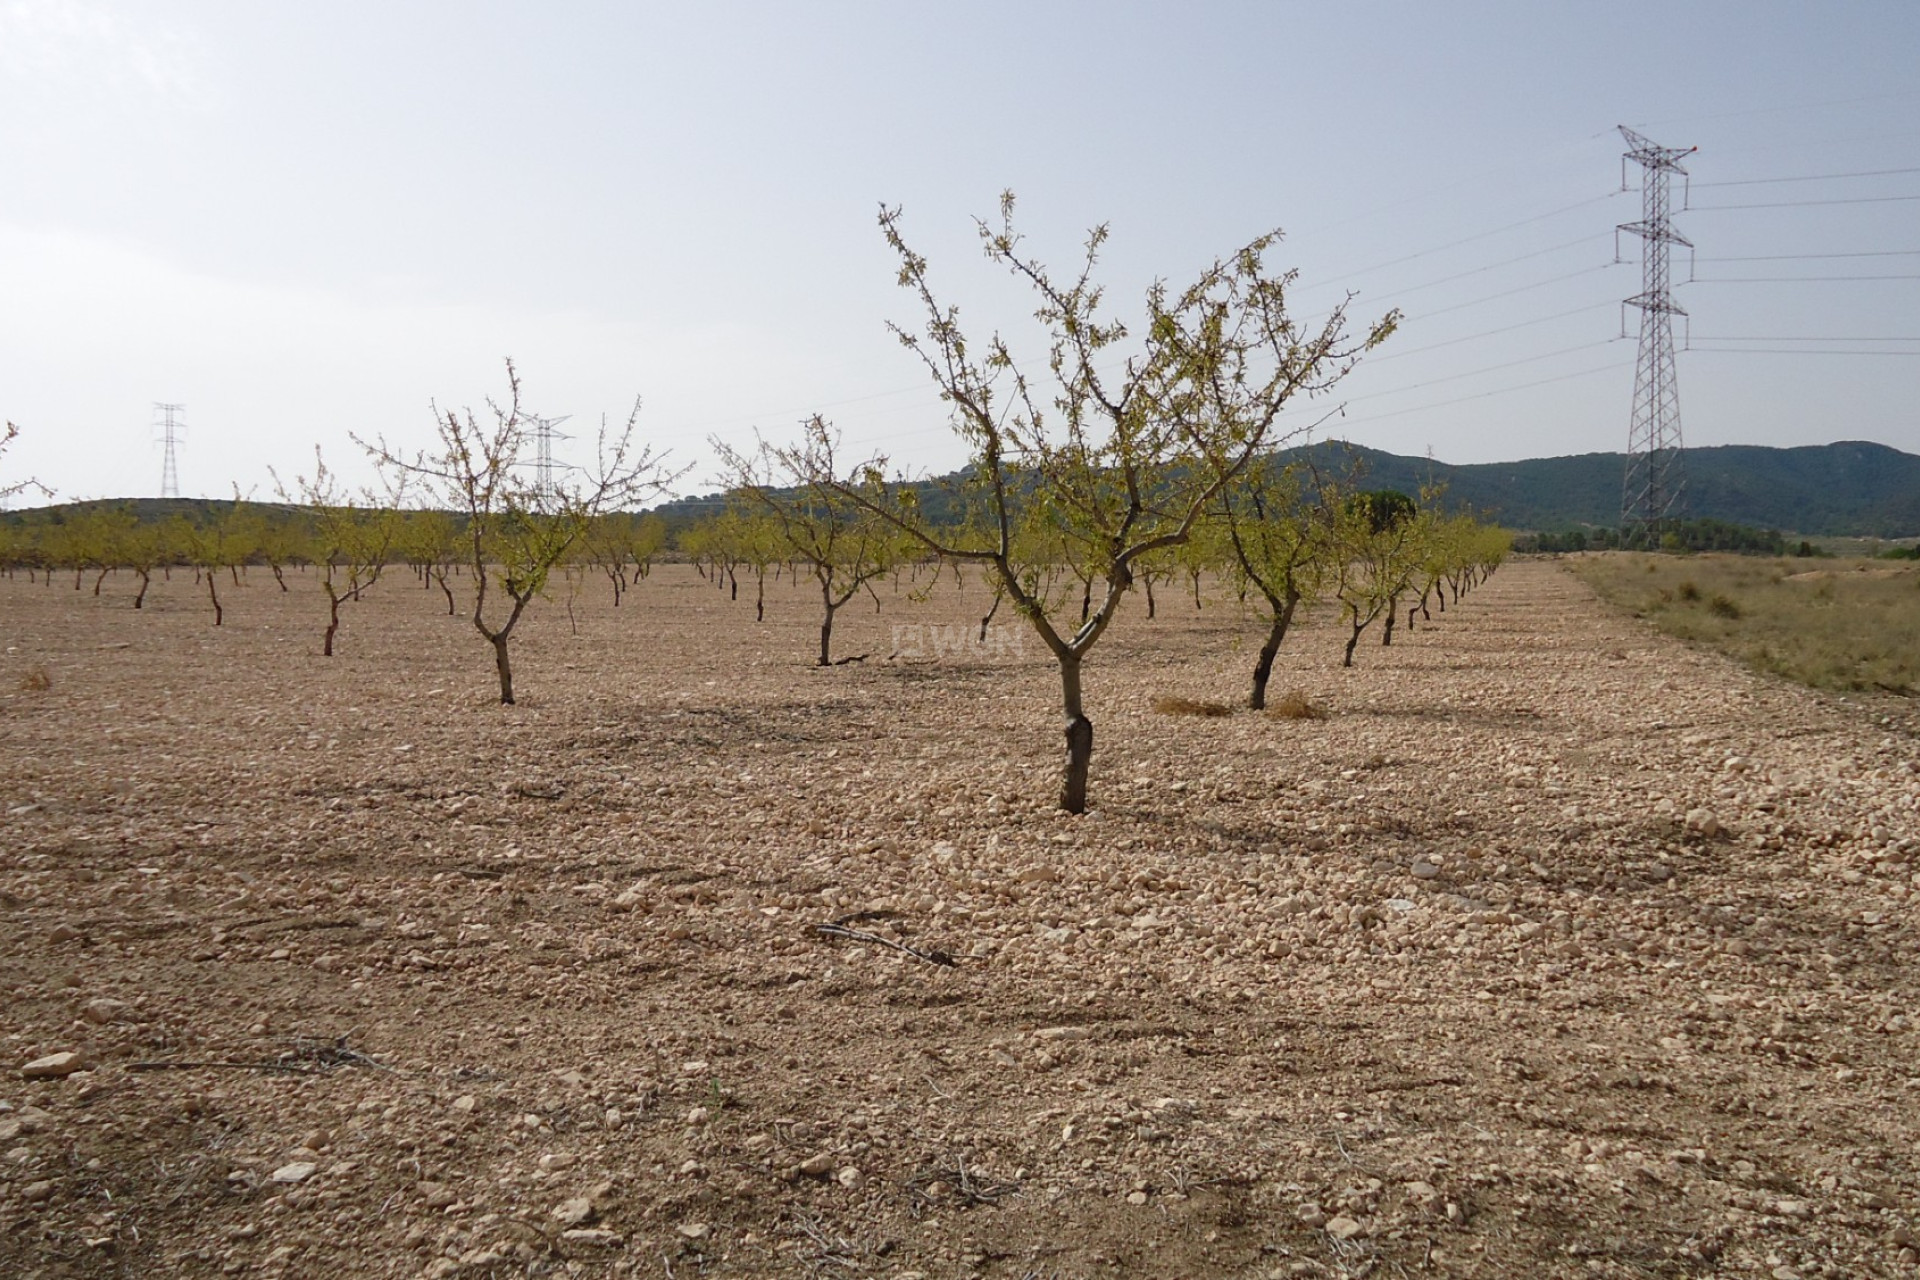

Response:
(13, 441), (1915, 539)
(651, 440), (1920, 538)
(1300, 439), (1920, 537)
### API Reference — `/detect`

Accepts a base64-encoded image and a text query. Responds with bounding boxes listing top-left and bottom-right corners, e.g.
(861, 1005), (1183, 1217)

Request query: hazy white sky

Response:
(3, 0), (1916, 503)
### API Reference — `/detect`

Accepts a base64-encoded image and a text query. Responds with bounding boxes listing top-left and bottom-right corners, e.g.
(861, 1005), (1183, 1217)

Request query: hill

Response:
(12, 441), (1917, 538)
(1299, 439), (1920, 537)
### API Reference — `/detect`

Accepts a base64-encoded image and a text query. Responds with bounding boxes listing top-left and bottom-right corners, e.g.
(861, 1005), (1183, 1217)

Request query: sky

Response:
(2, 0), (1917, 505)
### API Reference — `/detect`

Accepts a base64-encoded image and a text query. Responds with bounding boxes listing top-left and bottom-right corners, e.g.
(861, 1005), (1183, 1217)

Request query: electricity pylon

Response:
(1617, 125), (1695, 545)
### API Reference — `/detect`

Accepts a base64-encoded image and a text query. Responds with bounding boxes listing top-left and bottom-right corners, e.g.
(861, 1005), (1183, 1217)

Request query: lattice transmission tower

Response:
(154, 402), (186, 499)
(1616, 125), (1696, 544)
(525, 411), (572, 508)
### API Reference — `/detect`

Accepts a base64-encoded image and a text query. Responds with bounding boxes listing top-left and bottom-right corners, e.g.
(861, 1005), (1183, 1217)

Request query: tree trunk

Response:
(93, 568), (109, 596)
(271, 565), (288, 592)
(1382, 602), (1397, 647)
(133, 571), (150, 609)
(1059, 655), (1093, 814)
(978, 590), (1002, 644)
(1248, 591), (1300, 711)
(492, 633), (515, 704)
(1344, 621), (1363, 667)
(817, 583), (836, 667)
(206, 571), (223, 627)
(756, 573), (765, 623)
(324, 593), (342, 657)
(1145, 577), (1156, 619)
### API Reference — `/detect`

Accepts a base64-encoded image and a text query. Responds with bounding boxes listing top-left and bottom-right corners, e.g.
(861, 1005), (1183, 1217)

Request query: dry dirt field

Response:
(2, 559), (1918, 1280)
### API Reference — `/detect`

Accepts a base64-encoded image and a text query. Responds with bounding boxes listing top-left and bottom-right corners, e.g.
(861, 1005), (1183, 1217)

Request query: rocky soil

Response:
(1, 559), (1917, 1279)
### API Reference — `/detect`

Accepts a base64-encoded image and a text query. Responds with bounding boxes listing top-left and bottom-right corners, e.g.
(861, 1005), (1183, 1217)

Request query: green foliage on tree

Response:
(362, 359), (677, 704)
(796, 193), (1395, 811)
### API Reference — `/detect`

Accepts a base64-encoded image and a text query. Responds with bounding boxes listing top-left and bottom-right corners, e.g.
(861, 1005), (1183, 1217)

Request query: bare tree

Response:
(1, 421), (51, 505)
(362, 359), (678, 704)
(278, 449), (405, 656)
(805, 194), (1394, 812)
(717, 419), (906, 666)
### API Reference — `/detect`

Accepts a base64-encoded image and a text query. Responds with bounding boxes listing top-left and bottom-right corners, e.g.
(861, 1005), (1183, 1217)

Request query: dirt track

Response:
(2, 559), (1917, 1278)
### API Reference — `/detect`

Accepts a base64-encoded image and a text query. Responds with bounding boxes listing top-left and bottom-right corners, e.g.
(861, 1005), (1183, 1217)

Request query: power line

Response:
(1327, 360), (1632, 427)
(1690, 193), (1920, 211)
(1315, 191), (1623, 285)
(1688, 347), (1919, 356)
(1692, 166), (1920, 187)
(1365, 302), (1615, 365)
(1692, 273), (1920, 282)
(1696, 249), (1920, 261)
(1402, 263), (1618, 320)
(1378, 233), (1613, 300)
(1340, 340), (1621, 404)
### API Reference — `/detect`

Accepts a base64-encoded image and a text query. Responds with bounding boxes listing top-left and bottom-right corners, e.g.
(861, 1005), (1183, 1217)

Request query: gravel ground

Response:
(2, 558), (1917, 1279)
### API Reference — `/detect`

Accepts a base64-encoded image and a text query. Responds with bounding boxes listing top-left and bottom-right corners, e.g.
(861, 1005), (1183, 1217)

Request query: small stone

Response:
(270, 1162), (317, 1184)
(47, 924), (81, 945)
(798, 1153), (835, 1178)
(552, 1197), (595, 1226)
(686, 1106), (709, 1125)
(23, 1179), (55, 1203)
(538, 1153), (575, 1172)
(1684, 808), (1722, 838)
(82, 999), (133, 1024)
(1411, 860), (1440, 880)
(1015, 865), (1059, 884)
(1325, 1215), (1364, 1240)
(1774, 1198), (1812, 1218)
(837, 1166), (864, 1190)
(450, 1095), (477, 1113)
(561, 1228), (622, 1246)
(676, 1222), (709, 1240)
(1125, 1190), (1149, 1205)
(420, 1181), (457, 1209)
(21, 1052), (87, 1079)
(1296, 1203), (1328, 1228)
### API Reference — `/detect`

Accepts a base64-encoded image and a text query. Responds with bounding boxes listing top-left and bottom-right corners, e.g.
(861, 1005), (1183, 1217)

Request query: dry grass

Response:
(1567, 552), (1920, 695)
(1151, 693), (1234, 717)
(1267, 689), (1329, 720)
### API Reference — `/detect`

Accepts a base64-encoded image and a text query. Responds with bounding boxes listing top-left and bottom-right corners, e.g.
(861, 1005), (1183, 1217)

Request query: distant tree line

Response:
(1516, 519), (1791, 556)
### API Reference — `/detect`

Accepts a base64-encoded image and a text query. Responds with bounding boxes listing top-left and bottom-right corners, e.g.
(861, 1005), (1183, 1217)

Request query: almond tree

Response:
(717, 420), (906, 666)
(1219, 463), (1337, 709)
(1333, 489), (1424, 666)
(279, 450), (405, 656)
(362, 360), (677, 704)
(401, 509), (462, 615)
(0, 421), (50, 506)
(809, 194), (1395, 812)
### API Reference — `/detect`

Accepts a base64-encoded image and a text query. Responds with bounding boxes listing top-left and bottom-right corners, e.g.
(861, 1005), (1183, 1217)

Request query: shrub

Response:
(1152, 694), (1233, 718)
(17, 666), (51, 692)
(1267, 690), (1329, 721)
(1708, 594), (1742, 619)
(1677, 580), (1702, 602)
